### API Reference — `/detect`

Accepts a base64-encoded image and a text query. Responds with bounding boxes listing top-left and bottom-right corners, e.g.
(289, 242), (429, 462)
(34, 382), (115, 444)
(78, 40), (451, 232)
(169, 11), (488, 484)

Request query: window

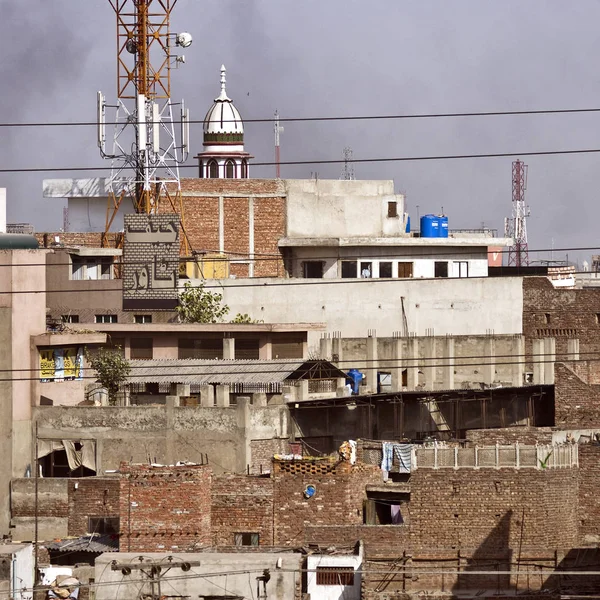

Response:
(198, 160), (204, 178)
(341, 261), (357, 278)
(134, 315), (152, 324)
(596, 313), (600, 325)
(364, 496), (406, 525)
(71, 257), (113, 280)
(62, 315), (79, 324)
(302, 261), (324, 278)
(387, 201), (398, 218)
(454, 261), (469, 278)
(95, 314), (117, 324)
(379, 262), (393, 278)
(241, 159), (248, 178)
(360, 262), (372, 278)
(179, 338), (223, 359)
(235, 340), (260, 359)
(225, 160), (235, 178)
(316, 567), (355, 586)
(88, 517), (120, 535)
(544, 313), (551, 325)
(72, 257), (85, 280)
(130, 338), (153, 360)
(434, 261), (448, 278)
(397, 262), (413, 278)
(234, 532), (259, 546)
(208, 159), (218, 178)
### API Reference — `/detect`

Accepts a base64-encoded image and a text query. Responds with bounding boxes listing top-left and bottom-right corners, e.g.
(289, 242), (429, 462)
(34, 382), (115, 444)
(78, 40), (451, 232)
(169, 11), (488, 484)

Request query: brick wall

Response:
(211, 474), (273, 546)
(119, 463), (212, 552)
(68, 477), (120, 536)
(250, 438), (290, 475)
(554, 362), (600, 427)
(578, 444), (600, 545)
(272, 460), (382, 546)
(466, 427), (554, 446)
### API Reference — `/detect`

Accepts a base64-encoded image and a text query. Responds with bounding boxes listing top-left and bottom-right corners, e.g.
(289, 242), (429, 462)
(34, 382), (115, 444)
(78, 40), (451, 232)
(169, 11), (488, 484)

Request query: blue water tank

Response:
(439, 216), (449, 238)
(346, 369), (364, 395)
(420, 214), (440, 238)
(405, 215), (411, 233)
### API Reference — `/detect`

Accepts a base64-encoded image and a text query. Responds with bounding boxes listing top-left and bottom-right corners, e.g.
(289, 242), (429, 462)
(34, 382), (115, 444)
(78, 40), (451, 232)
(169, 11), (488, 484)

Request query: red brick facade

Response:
(67, 477), (120, 536)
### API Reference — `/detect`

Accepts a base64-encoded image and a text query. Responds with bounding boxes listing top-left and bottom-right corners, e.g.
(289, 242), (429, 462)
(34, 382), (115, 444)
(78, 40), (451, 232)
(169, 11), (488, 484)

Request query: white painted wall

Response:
(307, 554), (362, 600)
(194, 276), (524, 347)
(1, 545), (34, 600)
(0, 188), (6, 233)
(284, 179), (406, 238)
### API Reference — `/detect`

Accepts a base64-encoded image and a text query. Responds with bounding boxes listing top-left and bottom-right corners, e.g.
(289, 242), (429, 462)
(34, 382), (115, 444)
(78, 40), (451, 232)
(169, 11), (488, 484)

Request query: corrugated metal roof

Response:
(125, 358), (341, 386)
(45, 534), (118, 554)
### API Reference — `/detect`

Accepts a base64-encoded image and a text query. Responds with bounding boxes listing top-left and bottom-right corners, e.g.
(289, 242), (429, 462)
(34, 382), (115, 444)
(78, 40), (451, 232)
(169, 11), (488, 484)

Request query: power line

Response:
(4, 146), (600, 175)
(3, 105), (600, 128)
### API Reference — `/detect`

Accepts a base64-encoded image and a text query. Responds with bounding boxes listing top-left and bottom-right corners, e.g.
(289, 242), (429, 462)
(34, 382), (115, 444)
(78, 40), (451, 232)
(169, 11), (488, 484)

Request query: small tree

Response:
(176, 281), (230, 323)
(230, 313), (262, 324)
(87, 348), (131, 406)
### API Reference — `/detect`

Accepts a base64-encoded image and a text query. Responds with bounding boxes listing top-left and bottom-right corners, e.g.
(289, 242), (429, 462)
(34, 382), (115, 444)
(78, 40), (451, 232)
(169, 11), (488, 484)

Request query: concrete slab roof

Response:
(72, 322), (325, 334)
(278, 236), (514, 248)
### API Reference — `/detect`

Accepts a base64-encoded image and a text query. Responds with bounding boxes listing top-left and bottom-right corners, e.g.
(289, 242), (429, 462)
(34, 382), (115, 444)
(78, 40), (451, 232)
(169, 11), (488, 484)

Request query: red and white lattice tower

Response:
(504, 159), (530, 266)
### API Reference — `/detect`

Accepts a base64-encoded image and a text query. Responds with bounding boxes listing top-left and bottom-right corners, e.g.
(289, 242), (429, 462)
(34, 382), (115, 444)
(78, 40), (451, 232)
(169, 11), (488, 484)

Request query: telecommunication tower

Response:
(274, 110), (284, 179)
(97, 0), (192, 248)
(504, 159), (530, 266)
(340, 147), (355, 181)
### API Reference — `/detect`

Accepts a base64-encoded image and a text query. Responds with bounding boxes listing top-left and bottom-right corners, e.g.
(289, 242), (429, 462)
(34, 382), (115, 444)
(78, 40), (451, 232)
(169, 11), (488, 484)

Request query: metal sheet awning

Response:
(125, 359), (347, 386)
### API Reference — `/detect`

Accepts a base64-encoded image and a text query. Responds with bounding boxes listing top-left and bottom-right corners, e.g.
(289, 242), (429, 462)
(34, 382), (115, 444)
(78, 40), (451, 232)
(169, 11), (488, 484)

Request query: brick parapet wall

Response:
(211, 474), (274, 546)
(577, 444), (600, 545)
(555, 363), (600, 427)
(250, 438), (290, 475)
(118, 463), (212, 552)
(67, 477), (120, 536)
(465, 427), (554, 446)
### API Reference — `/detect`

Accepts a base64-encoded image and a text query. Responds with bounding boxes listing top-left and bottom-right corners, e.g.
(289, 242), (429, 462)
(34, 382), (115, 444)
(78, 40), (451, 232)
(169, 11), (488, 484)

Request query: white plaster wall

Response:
(307, 554), (361, 600)
(284, 179), (405, 238)
(13, 545), (34, 600)
(67, 197), (132, 233)
(196, 276), (524, 347)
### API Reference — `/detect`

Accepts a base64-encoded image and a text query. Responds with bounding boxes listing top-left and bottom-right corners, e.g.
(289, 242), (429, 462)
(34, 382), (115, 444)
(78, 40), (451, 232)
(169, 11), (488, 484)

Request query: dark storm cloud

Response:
(2, 0), (600, 265)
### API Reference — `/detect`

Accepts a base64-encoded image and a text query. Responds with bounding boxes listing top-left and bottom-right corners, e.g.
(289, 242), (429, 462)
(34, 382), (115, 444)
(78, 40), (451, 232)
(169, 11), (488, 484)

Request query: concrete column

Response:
(282, 385), (297, 403)
(567, 338), (580, 362)
(165, 395), (178, 465)
(215, 385), (230, 407)
(259, 336), (272, 360)
(442, 337), (455, 390)
(223, 338), (235, 360)
(532, 339), (544, 384)
(423, 336), (436, 392)
(252, 392), (267, 406)
(170, 383), (190, 399)
(543, 337), (556, 385)
(512, 336), (525, 387)
(331, 336), (343, 366)
(199, 385), (215, 407)
(320, 336), (333, 361)
(483, 337), (496, 385)
(366, 335), (378, 393)
(298, 380), (309, 401)
(391, 337), (404, 392)
(236, 396), (251, 473)
(406, 337), (419, 391)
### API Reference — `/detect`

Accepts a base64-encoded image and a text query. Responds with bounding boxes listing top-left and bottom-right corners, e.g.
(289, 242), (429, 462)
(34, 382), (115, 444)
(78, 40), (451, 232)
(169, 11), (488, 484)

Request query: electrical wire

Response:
(3, 105), (600, 128)
(5, 147), (600, 174)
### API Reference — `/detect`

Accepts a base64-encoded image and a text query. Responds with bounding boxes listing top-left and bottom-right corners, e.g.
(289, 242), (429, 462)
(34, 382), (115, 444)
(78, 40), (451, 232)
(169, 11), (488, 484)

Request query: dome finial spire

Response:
(217, 64), (230, 101)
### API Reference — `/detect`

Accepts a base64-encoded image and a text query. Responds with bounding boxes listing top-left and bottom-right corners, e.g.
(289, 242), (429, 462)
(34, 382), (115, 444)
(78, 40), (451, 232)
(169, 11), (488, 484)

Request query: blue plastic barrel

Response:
(420, 214), (439, 237)
(405, 215), (411, 233)
(439, 216), (449, 238)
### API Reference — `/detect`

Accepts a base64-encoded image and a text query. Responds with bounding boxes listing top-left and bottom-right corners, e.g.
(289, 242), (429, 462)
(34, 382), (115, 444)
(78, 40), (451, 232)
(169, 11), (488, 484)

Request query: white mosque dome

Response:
(203, 65), (244, 138)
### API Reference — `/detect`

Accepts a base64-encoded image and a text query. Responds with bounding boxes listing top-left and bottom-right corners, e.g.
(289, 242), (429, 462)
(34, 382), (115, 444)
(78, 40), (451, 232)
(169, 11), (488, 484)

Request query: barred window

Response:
(316, 567), (355, 586)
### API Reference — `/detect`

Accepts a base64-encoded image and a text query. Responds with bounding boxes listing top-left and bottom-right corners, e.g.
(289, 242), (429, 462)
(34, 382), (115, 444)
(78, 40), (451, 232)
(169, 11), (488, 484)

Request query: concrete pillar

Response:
(199, 385), (215, 407)
(282, 385), (297, 403)
(298, 380), (309, 401)
(512, 336), (525, 387)
(215, 385), (230, 407)
(170, 383), (190, 401)
(483, 337), (496, 385)
(223, 338), (235, 360)
(532, 339), (544, 384)
(252, 392), (267, 407)
(165, 395), (178, 465)
(543, 337), (556, 385)
(332, 336), (343, 366)
(442, 337), (455, 390)
(320, 336), (333, 361)
(366, 335), (378, 393)
(567, 338), (580, 362)
(406, 337), (419, 391)
(236, 396), (251, 473)
(391, 337), (404, 392)
(423, 337), (436, 391)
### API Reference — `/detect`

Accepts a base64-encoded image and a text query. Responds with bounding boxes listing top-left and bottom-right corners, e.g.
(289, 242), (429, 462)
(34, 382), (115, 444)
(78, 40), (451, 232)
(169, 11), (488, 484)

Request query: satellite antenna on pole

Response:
(274, 110), (284, 179)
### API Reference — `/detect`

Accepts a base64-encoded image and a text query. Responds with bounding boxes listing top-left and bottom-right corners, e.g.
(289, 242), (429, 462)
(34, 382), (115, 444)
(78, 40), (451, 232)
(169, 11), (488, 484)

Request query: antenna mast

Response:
(340, 147), (355, 181)
(98, 0), (192, 247)
(504, 159), (530, 266)
(274, 110), (284, 179)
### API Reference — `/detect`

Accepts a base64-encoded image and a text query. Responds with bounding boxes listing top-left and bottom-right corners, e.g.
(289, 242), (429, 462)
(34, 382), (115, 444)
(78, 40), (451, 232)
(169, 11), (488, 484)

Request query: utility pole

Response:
(274, 110), (284, 179)
(340, 147), (355, 181)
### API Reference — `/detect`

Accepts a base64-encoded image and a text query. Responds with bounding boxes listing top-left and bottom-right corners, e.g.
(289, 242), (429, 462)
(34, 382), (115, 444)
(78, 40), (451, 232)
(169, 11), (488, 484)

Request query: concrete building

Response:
(0, 544), (34, 600)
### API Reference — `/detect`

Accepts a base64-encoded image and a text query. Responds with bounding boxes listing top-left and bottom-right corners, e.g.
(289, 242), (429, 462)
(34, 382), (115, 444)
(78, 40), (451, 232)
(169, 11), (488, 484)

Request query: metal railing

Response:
(414, 443), (578, 470)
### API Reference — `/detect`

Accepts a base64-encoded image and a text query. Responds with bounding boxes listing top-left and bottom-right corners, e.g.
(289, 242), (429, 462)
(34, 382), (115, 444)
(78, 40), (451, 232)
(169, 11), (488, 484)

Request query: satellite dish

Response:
(176, 32), (193, 48)
(303, 484), (316, 499)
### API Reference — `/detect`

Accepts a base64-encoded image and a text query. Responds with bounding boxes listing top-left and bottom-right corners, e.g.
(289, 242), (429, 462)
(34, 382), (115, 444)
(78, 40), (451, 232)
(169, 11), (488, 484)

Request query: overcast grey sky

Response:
(1, 0), (599, 264)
